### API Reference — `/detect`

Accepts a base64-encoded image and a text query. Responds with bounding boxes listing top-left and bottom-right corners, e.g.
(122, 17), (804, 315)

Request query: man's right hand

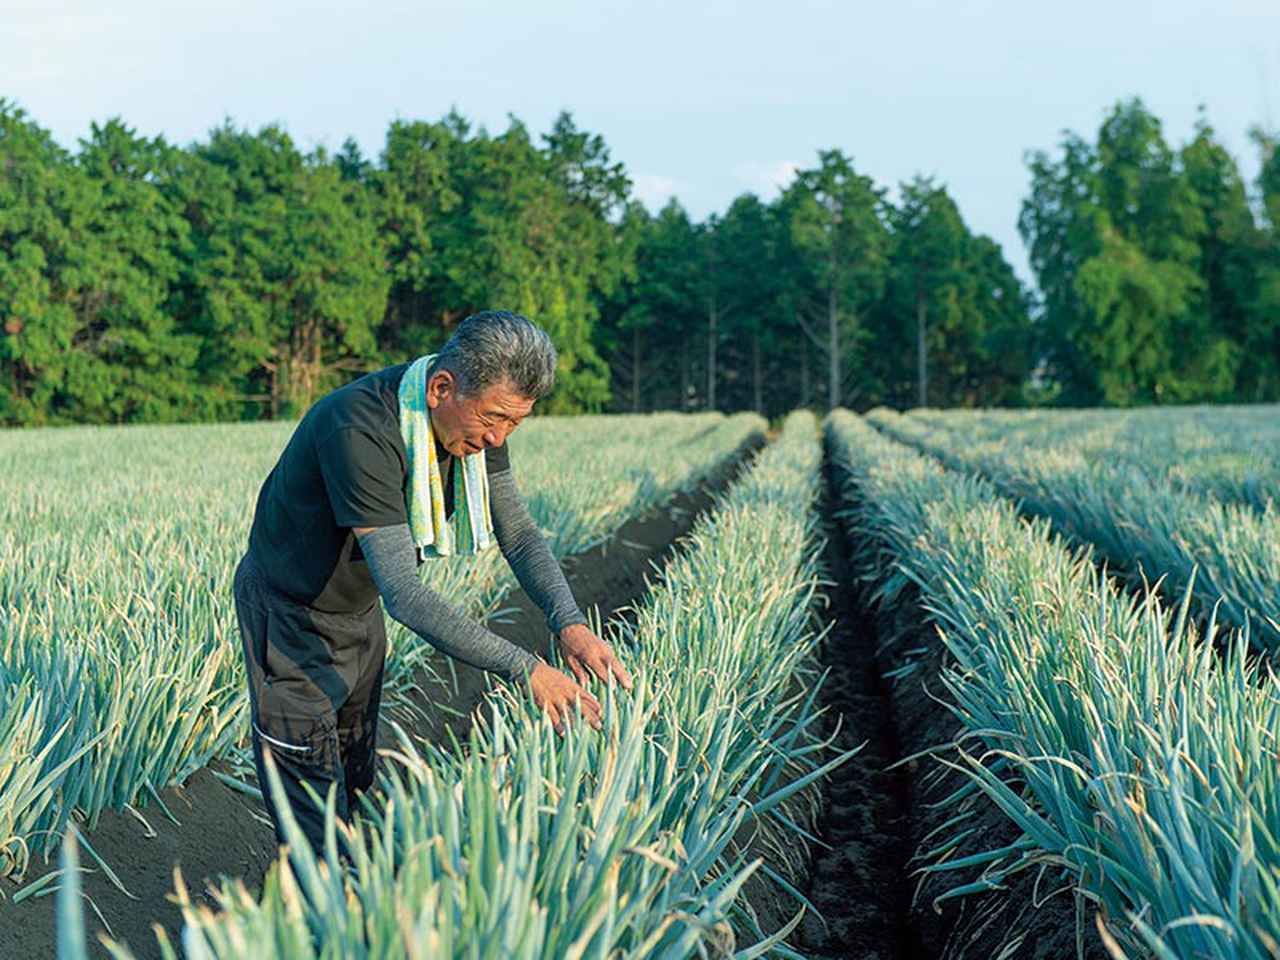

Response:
(528, 662), (603, 733)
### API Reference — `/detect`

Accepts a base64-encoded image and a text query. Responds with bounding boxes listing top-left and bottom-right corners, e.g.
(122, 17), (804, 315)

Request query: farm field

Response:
(908, 406), (1280, 511)
(0, 412), (765, 954)
(5, 405), (1279, 959)
(828, 409), (1280, 959)
(7, 1), (1280, 956)
(866, 406), (1280, 650)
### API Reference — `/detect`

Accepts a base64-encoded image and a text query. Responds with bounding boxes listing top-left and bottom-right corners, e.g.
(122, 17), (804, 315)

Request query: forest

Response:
(0, 96), (1277, 424)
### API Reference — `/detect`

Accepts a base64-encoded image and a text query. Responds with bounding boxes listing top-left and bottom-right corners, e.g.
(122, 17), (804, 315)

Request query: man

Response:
(232, 310), (632, 858)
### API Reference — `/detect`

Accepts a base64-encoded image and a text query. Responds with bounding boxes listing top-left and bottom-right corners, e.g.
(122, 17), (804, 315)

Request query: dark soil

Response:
(823, 438), (1111, 960)
(792, 447), (920, 960)
(0, 434), (764, 960)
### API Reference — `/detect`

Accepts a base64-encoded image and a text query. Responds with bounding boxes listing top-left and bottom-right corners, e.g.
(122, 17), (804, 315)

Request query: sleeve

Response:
(485, 440), (510, 475)
(357, 523), (541, 681)
(488, 467), (588, 633)
(317, 427), (409, 529)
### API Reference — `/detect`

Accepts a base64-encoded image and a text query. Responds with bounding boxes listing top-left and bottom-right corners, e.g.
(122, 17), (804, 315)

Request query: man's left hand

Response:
(557, 624), (633, 691)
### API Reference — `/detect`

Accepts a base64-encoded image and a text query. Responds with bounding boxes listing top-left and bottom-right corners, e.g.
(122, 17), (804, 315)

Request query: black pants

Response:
(232, 553), (386, 861)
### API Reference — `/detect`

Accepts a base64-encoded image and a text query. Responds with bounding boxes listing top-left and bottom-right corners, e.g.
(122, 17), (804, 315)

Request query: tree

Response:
(597, 199), (703, 411)
(0, 100), (92, 423)
(887, 175), (968, 407)
(0, 106), (195, 423)
(958, 235), (1037, 406)
(534, 111), (631, 412)
(70, 118), (201, 421)
(372, 113), (464, 361)
(707, 194), (783, 414)
(1092, 99), (1208, 403)
(170, 121), (388, 418)
(867, 178), (1034, 409)
(1244, 125), (1280, 401)
(336, 136), (372, 183)
(1021, 99), (1210, 405)
(782, 149), (889, 408)
(372, 111), (627, 413)
(1177, 111), (1258, 400)
(1019, 131), (1102, 402)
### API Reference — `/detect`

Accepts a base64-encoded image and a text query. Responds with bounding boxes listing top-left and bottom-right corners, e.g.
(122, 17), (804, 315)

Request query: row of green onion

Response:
(865, 407), (1280, 652)
(829, 408), (1280, 959)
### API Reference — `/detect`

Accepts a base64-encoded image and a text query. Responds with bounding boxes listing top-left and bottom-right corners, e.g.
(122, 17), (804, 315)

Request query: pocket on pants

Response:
(255, 677), (341, 773)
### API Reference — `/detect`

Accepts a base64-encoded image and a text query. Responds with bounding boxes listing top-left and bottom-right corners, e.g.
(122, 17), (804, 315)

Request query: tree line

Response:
(1025, 99), (1280, 405)
(0, 96), (1275, 425)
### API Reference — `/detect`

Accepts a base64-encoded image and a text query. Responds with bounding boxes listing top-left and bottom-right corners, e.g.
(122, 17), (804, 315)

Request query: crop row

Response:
(58, 410), (846, 959)
(866, 407), (1280, 651)
(828, 409), (1280, 959)
(910, 405), (1280, 512)
(0, 412), (764, 881)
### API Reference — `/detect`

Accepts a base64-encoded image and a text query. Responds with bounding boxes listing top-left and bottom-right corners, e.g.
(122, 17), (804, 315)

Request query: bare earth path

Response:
(793, 437), (921, 959)
(816, 433), (1110, 959)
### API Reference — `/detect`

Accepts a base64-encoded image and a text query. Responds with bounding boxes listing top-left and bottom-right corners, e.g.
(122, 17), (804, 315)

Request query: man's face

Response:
(426, 371), (535, 456)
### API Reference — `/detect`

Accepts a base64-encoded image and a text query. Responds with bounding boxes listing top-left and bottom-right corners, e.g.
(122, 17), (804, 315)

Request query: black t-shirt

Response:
(247, 363), (510, 613)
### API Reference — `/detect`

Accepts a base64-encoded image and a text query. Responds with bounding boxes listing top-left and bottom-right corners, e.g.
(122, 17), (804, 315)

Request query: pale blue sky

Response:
(5, 0), (1278, 291)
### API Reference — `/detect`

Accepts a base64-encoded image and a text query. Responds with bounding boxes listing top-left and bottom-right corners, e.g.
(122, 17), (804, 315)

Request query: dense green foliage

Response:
(3, 95), (1275, 423)
(1021, 98), (1280, 405)
(0, 103), (629, 422)
(598, 154), (1036, 414)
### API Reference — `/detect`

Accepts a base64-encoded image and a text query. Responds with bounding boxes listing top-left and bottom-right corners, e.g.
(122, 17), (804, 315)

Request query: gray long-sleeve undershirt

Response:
(356, 468), (587, 682)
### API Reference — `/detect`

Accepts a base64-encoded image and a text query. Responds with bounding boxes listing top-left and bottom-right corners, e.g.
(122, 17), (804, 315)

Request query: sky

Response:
(5, 0), (1279, 292)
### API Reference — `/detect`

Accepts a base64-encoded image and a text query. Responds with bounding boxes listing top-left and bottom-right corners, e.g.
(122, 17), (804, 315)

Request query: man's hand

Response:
(528, 662), (602, 734)
(557, 624), (634, 691)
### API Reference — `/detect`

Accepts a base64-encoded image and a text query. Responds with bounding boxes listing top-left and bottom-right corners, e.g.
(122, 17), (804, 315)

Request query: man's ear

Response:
(425, 370), (453, 410)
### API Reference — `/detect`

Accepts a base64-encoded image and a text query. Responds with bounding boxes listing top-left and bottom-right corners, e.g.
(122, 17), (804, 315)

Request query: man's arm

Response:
(355, 524), (539, 679)
(488, 469), (632, 691)
(353, 523), (604, 731)
(487, 468), (587, 633)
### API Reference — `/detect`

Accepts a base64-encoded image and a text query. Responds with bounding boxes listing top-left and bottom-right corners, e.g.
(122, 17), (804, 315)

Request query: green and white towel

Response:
(399, 354), (494, 559)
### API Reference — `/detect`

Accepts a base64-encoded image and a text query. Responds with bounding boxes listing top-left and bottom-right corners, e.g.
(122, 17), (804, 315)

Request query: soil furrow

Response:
(826, 437), (1110, 960)
(792, 439), (920, 960)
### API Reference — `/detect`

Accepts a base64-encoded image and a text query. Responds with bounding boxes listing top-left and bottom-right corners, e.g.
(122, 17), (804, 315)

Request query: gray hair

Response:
(429, 311), (558, 400)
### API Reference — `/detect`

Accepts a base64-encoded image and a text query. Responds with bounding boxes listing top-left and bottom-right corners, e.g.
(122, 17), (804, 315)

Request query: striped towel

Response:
(398, 354), (494, 559)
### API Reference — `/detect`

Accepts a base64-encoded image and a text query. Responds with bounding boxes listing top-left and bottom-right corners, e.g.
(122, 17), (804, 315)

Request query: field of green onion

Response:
(909, 405), (1280, 512)
(55, 411), (850, 959)
(866, 406), (1280, 651)
(829, 409), (1280, 959)
(0, 412), (763, 884)
(26, 400), (1280, 959)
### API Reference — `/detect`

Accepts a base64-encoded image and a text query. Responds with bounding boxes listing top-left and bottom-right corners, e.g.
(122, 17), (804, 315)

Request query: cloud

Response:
(731, 160), (801, 198)
(631, 173), (686, 212)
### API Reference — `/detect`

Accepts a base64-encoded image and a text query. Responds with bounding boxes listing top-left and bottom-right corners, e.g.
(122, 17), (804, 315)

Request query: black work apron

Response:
(232, 551), (386, 858)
